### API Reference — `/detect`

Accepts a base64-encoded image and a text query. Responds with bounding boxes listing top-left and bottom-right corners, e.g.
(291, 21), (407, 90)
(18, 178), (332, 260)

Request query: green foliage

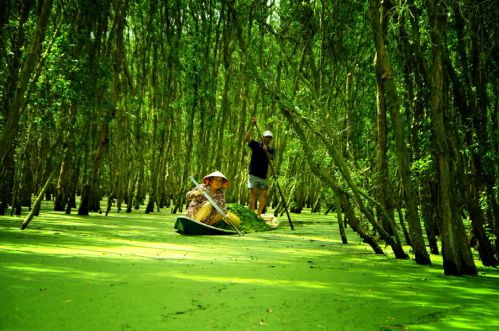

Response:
(411, 155), (433, 178)
(228, 204), (272, 233)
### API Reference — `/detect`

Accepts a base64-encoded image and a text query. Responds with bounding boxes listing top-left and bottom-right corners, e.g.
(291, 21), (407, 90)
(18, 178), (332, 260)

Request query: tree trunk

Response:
(403, 0), (440, 256)
(0, 0), (36, 163)
(64, 160), (79, 215)
(374, 73), (395, 235)
(339, 190), (382, 254)
(428, 0), (476, 275)
(54, 159), (68, 211)
(278, 103), (404, 257)
(21, 171), (55, 230)
(495, 82), (499, 261)
(421, 177), (440, 255)
(0, 0), (53, 214)
(396, 202), (411, 246)
(445, 60), (496, 266)
(368, 0), (430, 265)
(372, 0), (395, 237)
(334, 192), (348, 244)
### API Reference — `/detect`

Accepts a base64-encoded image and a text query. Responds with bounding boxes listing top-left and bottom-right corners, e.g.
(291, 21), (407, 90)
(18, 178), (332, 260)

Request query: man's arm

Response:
(244, 117), (256, 143)
(262, 145), (273, 160)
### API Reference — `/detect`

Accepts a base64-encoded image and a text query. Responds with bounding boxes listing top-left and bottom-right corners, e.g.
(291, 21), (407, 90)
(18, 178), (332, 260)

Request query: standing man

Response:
(244, 117), (275, 217)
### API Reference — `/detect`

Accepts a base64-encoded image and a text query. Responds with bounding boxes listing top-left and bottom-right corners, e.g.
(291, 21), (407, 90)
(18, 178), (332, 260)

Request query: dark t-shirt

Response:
(248, 140), (274, 180)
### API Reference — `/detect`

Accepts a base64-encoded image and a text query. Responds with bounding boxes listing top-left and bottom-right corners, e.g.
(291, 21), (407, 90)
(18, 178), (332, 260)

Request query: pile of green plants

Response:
(228, 204), (272, 233)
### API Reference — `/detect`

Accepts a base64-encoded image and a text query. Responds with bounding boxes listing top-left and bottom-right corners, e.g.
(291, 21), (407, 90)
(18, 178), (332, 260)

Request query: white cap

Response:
(263, 130), (273, 138)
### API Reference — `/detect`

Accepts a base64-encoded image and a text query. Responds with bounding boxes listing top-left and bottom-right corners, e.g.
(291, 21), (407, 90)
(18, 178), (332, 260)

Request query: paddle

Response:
(189, 176), (244, 236)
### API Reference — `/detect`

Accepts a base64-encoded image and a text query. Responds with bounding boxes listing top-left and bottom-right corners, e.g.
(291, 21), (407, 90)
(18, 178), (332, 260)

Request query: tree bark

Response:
(334, 192), (348, 244)
(278, 103), (402, 257)
(427, 0), (476, 275)
(374, 74), (395, 235)
(21, 171), (55, 230)
(0, 0), (53, 165)
(404, 0), (440, 256)
(0, 0), (53, 214)
(448, 5), (497, 266)
(368, 0), (430, 265)
(445, 59), (496, 266)
(373, 0), (395, 237)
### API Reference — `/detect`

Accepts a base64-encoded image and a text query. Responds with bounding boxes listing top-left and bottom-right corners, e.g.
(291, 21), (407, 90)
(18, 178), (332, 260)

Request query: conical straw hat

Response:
(202, 171), (229, 187)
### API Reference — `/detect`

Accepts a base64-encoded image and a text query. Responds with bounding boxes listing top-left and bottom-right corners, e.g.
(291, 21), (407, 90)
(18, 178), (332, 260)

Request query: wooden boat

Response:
(174, 216), (238, 235)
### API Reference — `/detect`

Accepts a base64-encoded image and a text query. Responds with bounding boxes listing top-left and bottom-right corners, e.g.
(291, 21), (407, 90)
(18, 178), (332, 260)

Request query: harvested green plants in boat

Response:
(228, 204), (273, 233)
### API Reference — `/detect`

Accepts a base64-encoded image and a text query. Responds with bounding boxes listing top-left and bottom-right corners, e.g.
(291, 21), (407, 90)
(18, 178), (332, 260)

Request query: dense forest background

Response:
(0, 0), (497, 275)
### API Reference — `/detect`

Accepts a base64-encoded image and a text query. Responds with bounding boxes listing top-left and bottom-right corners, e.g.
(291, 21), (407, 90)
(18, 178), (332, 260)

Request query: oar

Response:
(189, 176), (243, 236)
(249, 116), (295, 230)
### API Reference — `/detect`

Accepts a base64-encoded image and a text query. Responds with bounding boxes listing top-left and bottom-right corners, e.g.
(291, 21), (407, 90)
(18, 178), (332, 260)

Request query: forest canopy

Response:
(0, 0), (497, 276)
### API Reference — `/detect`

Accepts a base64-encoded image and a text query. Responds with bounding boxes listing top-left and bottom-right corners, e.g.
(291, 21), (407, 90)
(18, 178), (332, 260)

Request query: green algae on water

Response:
(228, 204), (272, 233)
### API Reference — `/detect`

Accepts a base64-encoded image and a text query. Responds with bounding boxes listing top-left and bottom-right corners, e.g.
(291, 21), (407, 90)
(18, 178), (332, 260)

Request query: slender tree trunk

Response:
(339, 190), (383, 254)
(374, 61), (395, 235)
(0, 0), (53, 214)
(80, 0), (128, 215)
(396, 199), (411, 246)
(64, 159), (79, 215)
(54, 102), (77, 211)
(404, 0), (440, 255)
(373, 0), (395, 236)
(495, 82), (499, 261)
(334, 192), (348, 244)
(54, 160), (68, 211)
(469, 16), (499, 243)
(428, 0), (476, 275)
(21, 171), (55, 230)
(146, 111), (159, 214)
(0, 0), (53, 164)
(126, 172), (137, 213)
(455, 6), (497, 265)
(368, 0), (430, 265)
(421, 176), (440, 255)
(278, 103), (405, 257)
(445, 60), (496, 266)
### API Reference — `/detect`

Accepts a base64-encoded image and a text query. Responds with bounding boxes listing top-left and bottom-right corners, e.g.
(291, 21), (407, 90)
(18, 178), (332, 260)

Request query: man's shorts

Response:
(248, 175), (269, 189)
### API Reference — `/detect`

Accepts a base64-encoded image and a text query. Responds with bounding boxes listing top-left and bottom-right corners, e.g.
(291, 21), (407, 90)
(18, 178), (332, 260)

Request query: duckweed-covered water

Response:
(2, 208), (499, 330)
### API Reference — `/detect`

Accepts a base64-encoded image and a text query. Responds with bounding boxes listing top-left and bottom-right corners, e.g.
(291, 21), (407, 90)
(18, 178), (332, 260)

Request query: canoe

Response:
(174, 216), (238, 235)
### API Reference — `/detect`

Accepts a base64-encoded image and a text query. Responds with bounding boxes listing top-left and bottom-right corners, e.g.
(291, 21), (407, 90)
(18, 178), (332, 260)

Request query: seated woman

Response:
(185, 171), (241, 228)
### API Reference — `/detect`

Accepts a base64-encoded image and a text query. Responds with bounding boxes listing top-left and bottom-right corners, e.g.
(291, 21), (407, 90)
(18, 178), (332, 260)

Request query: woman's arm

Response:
(186, 186), (204, 200)
(215, 191), (227, 213)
